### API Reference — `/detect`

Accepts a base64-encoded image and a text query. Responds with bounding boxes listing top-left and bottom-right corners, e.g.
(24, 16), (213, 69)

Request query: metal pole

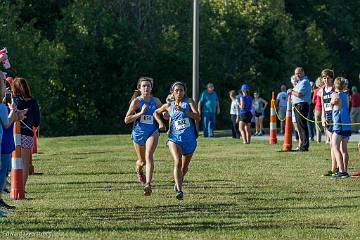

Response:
(192, 0), (199, 103)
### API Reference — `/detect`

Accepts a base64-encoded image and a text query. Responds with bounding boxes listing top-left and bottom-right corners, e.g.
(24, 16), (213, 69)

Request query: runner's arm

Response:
(187, 98), (201, 121)
(124, 99), (144, 124)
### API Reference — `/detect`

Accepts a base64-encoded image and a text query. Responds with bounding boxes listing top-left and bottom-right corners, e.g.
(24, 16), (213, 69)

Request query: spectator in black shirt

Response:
(12, 77), (40, 189)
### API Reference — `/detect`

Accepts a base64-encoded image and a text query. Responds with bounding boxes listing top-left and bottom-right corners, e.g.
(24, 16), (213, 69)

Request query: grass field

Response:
(1, 134), (360, 239)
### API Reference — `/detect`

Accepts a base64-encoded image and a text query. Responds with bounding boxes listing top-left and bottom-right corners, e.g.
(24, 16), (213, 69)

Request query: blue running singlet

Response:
(332, 92), (351, 137)
(168, 98), (197, 155)
(131, 96), (159, 145)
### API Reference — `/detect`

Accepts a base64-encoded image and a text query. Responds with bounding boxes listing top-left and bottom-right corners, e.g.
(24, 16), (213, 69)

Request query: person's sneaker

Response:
(136, 170), (146, 184)
(340, 172), (349, 178)
(352, 170), (360, 177)
(0, 199), (16, 210)
(322, 170), (335, 177)
(176, 191), (184, 200)
(332, 171), (349, 179)
(144, 184), (152, 196)
(258, 132), (263, 136)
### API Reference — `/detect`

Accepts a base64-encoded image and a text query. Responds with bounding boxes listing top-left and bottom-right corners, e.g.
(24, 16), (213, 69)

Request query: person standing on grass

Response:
(276, 84), (288, 134)
(312, 77), (324, 143)
(252, 91), (268, 136)
(307, 81), (316, 141)
(124, 77), (163, 196)
(0, 74), (27, 210)
(288, 67), (311, 152)
(290, 75), (300, 146)
(198, 83), (220, 138)
(229, 90), (240, 139)
(11, 78), (40, 192)
(317, 69), (337, 176)
(350, 86), (360, 133)
(330, 77), (351, 178)
(238, 84), (252, 144)
(153, 82), (200, 200)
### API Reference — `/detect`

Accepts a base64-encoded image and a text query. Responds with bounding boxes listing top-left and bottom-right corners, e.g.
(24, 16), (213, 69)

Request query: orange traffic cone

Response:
(269, 91), (277, 144)
(10, 121), (25, 200)
(282, 93), (293, 151)
(32, 127), (37, 154)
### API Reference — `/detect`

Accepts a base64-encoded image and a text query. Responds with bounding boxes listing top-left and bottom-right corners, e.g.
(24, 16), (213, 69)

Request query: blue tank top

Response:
(332, 92), (351, 132)
(323, 87), (334, 122)
(132, 96), (158, 135)
(168, 98), (196, 142)
(240, 95), (252, 113)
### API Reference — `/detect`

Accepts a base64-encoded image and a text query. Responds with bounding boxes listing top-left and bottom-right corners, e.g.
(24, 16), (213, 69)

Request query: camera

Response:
(5, 92), (12, 104)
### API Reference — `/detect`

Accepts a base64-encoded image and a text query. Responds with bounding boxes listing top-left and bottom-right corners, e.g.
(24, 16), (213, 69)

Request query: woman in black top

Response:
(12, 77), (40, 189)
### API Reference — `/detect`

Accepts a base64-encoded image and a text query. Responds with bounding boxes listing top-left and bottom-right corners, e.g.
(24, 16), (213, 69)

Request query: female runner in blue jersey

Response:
(124, 77), (163, 196)
(153, 82), (200, 200)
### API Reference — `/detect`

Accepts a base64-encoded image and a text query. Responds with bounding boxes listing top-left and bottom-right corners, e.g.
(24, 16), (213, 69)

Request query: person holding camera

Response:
(11, 77), (40, 191)
(0, 74), (27, 210)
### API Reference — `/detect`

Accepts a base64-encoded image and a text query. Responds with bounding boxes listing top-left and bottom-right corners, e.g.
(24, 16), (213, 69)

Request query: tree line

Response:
(0, 0), (359, 136)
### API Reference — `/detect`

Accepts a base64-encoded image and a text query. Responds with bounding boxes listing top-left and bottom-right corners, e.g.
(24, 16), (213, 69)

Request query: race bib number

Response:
(324, 103), (332, 111)
(140, 115), (153, 124)
(174, 118), (190, 130)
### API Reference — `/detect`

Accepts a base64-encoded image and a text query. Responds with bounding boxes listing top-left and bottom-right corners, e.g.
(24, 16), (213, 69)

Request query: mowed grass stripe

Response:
(1, 135), (359, 239)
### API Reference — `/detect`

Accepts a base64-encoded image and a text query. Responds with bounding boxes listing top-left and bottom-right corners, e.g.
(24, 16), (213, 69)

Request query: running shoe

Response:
(136, 170), (146, 184)
(0, 199), (16, 210)
(332, 172), (349, 179)
(176, 191), (184, 200)
(144, 184), (152, 196)
(322, 170), (335, 177)
(352, 170), (360, 177)
(258, 132), (263, 136)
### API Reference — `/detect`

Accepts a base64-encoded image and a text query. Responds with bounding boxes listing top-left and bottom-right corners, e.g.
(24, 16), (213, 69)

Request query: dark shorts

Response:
(334, 130), (351, 138)
(325, 124), (333, 133)
(240, 112), (252, 124)
(255, 111), (263, 118)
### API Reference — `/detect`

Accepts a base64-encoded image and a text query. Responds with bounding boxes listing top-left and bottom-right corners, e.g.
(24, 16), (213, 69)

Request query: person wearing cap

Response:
(288, 67), (312, 151)
(198, 83), (220, 138)
(350, 86), (360, 133)
(238, 84), (252, 144)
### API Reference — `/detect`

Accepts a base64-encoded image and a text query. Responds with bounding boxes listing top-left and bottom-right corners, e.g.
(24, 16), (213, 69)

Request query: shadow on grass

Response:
(8, 202), (347, 233)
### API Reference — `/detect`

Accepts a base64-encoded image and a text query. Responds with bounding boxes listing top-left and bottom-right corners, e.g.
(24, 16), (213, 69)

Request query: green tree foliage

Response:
(1, 0), (359, 135)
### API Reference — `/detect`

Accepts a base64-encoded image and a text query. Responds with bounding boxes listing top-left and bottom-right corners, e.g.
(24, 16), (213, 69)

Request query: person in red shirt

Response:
(350, 86), (360, 133)
(351, 141), (360, 176)
(312, 77), (323, 142)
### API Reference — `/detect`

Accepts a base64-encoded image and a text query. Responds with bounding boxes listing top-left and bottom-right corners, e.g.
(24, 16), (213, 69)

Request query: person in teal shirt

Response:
(198, 83), (220, 137)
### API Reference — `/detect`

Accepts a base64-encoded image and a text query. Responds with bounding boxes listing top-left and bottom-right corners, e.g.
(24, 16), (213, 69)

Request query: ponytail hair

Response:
(129, 89), (141, 104)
